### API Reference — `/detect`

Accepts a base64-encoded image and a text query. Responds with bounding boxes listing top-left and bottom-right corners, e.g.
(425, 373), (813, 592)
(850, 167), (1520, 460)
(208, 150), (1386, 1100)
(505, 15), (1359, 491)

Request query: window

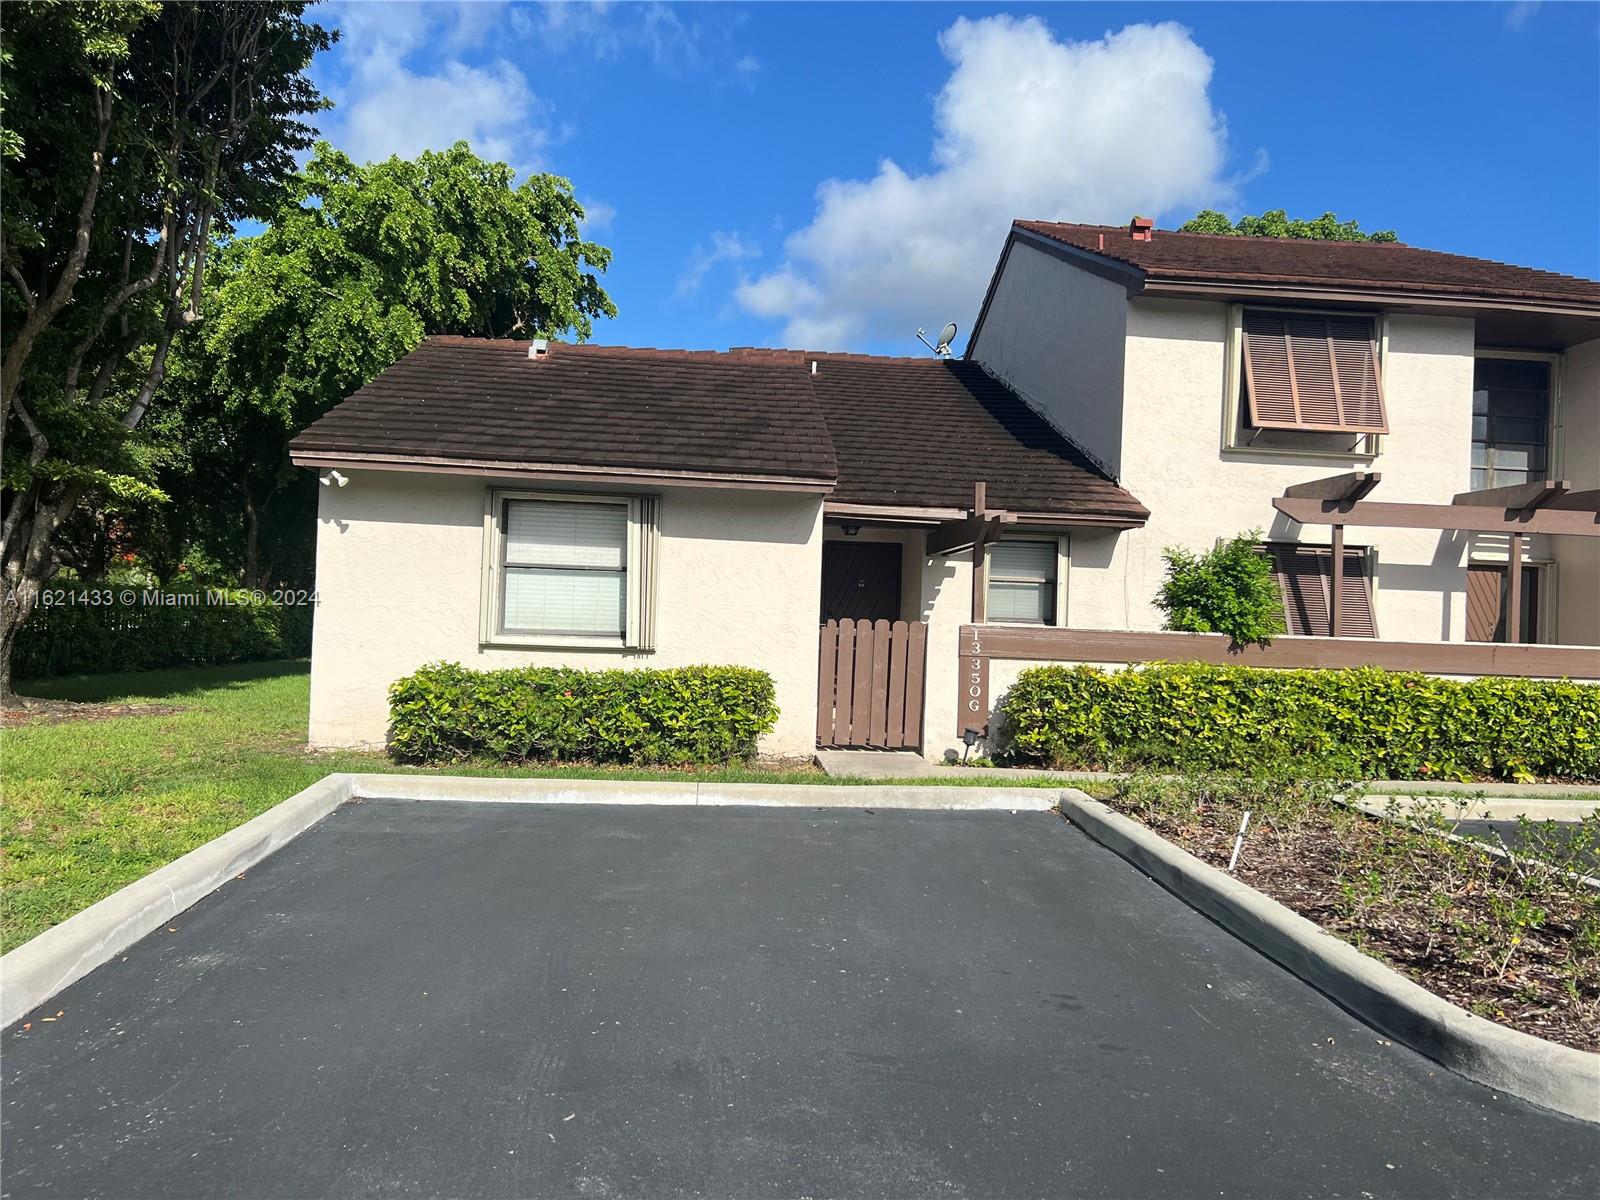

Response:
(1242, 310), (1388, 434)
(1263, 542), (1376, 638)
(1472, 358), (1551, 491)
(484, 491), (658, 648)
(986, 539), (1059, 624)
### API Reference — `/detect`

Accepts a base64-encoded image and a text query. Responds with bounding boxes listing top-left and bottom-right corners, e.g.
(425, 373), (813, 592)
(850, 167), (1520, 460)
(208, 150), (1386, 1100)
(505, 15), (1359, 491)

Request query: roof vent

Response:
(1129, 216), (1154, 243)
(528, 338), (550, 359)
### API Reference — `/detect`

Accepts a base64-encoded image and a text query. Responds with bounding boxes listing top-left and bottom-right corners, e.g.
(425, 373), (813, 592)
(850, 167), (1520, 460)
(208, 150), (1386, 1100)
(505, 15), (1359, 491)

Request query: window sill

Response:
(480, 633), (644, 652)
(1220, 445), (1379, 464)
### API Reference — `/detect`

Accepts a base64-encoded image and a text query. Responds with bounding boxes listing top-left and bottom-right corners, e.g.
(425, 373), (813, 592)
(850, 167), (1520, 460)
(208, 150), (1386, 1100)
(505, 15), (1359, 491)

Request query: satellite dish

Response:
(915, 321), (960, 358)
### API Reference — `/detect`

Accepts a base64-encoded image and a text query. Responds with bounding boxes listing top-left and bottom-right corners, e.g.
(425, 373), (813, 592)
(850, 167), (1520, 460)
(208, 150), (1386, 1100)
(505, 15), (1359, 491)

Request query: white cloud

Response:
(1504, 2), (1542, 31)
(579, 198), (617, 234)
(676, 231), (761, 295)
(318, 1), (550, 168)
(735, 17), (1238, 349)
(520, 2), (759, 82)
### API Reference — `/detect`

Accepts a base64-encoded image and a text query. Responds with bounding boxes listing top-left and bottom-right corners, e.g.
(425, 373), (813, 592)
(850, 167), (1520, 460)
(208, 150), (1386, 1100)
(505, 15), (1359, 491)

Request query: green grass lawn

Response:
(0, 660), (1055, 952)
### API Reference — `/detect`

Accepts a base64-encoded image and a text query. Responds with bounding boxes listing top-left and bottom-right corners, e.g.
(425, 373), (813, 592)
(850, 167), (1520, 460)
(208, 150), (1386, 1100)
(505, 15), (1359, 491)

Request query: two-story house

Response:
(292, 221), (1600, 762)
(968, 218), (1600, 652)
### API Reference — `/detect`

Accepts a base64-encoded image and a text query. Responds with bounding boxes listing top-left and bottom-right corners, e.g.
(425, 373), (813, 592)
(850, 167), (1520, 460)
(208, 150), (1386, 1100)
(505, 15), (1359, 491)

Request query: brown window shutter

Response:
(1242, 311), (1299, 426)
(1268, 544), (1330, 636)
(1243, 310), (1388, 434)
(1466, 565), (1502, 642)
(1267, 543), (1377, 638)
(1335, 549), (1378, 638)
(1327, 315), (1386, 432)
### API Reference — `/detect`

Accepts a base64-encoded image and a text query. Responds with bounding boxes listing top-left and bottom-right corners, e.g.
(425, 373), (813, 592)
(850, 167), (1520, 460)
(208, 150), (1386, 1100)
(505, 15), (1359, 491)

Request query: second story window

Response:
(1242, 309), (1388, 435)
(1224, 306), (1386, 457)
(1472, 358), (1551, 491)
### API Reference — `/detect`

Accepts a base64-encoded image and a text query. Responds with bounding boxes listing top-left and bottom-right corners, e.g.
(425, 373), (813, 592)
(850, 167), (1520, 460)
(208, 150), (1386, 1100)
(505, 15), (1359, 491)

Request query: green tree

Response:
(1179, 208), (1398, 242)
(1155, 530), (1287, 646)
(0, 1), (332, 698)
(160, 141), (617, 587)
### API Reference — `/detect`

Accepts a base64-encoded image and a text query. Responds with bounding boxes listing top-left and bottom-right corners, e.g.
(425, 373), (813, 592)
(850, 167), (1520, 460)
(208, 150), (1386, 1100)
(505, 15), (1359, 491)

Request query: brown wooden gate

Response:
(816, 618), (928, 749)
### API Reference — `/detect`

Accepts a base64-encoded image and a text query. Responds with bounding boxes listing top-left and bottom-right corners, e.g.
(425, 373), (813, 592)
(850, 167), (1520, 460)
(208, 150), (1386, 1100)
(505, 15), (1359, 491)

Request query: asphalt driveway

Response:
(4, 800), (1597, 1199)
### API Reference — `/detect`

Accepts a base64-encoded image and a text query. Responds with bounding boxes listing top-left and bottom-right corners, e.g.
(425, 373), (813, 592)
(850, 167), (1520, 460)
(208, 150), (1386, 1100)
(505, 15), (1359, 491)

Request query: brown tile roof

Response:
(290, 337), (1148, 521)
(288, 336), (838, 484)
(1014, 221), (1600, 308)
(803, 354), (1147, 520)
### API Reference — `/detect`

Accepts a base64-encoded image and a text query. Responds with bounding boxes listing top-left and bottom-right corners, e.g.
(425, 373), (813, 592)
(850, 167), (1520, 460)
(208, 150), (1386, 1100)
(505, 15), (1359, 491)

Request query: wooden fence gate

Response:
(816, 618), (928, 749)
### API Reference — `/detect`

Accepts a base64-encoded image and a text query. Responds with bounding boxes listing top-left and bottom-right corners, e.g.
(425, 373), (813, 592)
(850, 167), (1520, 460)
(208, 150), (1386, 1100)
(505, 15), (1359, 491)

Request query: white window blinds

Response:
(987, 540), (1058, 625)
(502, 500), (628, 636)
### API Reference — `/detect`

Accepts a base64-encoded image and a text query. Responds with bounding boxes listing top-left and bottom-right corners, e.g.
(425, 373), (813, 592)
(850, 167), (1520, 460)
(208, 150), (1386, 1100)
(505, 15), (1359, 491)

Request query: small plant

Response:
(1155, 529), (1286, 646)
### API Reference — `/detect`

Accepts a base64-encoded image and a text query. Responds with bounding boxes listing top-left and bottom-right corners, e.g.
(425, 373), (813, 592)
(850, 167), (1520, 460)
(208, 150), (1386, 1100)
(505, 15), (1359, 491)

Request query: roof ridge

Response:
(1011, 219), (1600, 299)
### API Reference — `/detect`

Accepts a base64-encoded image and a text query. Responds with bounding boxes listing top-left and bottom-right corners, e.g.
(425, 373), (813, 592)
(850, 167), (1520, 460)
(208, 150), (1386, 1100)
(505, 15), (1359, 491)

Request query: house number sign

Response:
(959, 628), (990, 737)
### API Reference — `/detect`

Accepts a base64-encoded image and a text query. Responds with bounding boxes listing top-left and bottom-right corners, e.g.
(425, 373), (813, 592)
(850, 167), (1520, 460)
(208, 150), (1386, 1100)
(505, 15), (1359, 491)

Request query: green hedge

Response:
(388, 662), (779, 765)
(995, 662), (1600, 782)
(13, 590), (312, 679)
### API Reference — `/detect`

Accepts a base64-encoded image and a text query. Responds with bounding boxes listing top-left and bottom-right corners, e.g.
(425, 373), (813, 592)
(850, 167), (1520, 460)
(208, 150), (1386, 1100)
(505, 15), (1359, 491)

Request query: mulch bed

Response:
(1096, 797), (1600, 1053)
(1, 699), (185, 727)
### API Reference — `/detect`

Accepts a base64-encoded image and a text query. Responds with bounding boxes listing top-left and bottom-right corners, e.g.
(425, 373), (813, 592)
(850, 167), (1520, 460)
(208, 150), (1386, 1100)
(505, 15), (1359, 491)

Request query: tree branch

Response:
(0, 85), (114, 409)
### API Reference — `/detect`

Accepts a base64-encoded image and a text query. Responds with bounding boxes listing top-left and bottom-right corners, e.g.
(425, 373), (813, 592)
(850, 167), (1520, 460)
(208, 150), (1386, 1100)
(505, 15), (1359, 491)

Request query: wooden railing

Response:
(956, 625), (1600, 736)
(818, 619), (928, 749)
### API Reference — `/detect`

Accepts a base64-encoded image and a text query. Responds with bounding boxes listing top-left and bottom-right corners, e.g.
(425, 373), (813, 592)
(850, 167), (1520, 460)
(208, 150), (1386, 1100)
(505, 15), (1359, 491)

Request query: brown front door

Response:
(822, 542), (902, 623)
(1466, 564), (1541, 643)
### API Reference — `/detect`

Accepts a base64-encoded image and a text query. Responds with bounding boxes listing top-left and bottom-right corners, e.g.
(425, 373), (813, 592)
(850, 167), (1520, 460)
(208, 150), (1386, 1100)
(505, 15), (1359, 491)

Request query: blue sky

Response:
(309, 1), (1600, 355)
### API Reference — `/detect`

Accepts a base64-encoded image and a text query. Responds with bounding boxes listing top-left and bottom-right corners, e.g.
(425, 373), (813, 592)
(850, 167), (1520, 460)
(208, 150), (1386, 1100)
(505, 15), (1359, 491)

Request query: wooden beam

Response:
(1545, 488), (1600, 513)
(970, 483), (988, 623)
(1273, 497), (1600, 537)
(1452, 479), (1569, 510)
(1506, 533), (1524, 645)
(958, 625), (1600, 680)
(1283, 471), (1382, 502)
(926, 512), (1012, 556)
(1331, 524), (1344, 638)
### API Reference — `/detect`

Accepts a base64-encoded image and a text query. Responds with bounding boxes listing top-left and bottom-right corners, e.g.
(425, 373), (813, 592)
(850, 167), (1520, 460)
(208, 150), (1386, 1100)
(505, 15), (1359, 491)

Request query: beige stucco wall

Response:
(1060, 298), (1478, 642)
(1554, 338), (1600, 645)
(308, 470), (824, 757)
(967, 239), (1129, 477)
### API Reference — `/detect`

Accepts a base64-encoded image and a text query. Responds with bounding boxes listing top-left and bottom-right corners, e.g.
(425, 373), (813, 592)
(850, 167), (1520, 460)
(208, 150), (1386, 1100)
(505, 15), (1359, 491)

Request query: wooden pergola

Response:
(1273, 473), (1600, 642)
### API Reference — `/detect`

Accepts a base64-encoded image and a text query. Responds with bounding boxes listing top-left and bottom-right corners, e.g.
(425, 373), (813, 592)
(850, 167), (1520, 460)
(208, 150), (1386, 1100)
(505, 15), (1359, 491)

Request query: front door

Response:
(822, 542), (901, 623)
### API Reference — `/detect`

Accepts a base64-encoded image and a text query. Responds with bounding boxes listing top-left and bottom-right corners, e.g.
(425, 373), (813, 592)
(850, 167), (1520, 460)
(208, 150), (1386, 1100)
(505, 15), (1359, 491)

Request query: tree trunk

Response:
(243, 492), (260, 590)
(0, 582), (36, 705)
(1, 484), (80, 705)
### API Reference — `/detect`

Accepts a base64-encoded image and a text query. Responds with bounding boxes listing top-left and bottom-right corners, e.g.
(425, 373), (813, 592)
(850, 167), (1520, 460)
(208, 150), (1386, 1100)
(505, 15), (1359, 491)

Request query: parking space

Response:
(4, 800), (1596, 1198)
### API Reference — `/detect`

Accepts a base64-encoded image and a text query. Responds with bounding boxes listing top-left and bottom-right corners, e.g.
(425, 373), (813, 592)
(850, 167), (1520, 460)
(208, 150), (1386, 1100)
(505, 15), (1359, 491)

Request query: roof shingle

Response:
(288, 337), (838, 484)
(289, 337), (1147, 521)
(1014, 221), (1600, 308)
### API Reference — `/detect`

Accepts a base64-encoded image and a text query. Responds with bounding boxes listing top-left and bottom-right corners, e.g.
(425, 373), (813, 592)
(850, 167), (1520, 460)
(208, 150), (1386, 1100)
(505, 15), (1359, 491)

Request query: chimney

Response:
(527, 338), (550, 360)
(1129, 216), (1154, 243)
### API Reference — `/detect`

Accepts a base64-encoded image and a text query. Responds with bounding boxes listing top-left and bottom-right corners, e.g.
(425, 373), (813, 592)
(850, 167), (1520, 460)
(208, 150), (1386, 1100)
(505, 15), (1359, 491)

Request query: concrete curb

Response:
(1, 773), (1057, 1029)
(1, 772), (356, 1030)
(349, 774), (1057, 811)
(1056, 789), (1600, 1124)
(1348, 793), (1598, 823)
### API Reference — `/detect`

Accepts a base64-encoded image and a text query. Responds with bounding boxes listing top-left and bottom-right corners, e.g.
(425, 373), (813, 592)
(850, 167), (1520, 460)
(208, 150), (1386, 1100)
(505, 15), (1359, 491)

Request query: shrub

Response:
(994, 662), (1600, 782)
(13, 589), (312, 679)
(1155, 529), (1285, 646)
(388, 662), (779, 766)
